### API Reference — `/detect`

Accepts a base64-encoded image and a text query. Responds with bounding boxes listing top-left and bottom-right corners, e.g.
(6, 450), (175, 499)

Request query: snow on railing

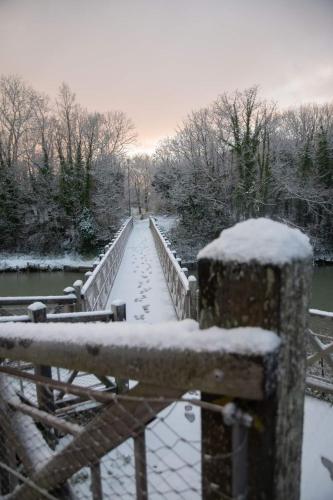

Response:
(0, 291), (78, 319)
(0, 320), (280, 399)
(149, 216), (198, 320)
(0, 217), (314, 500)
(0, 319), (280, 499)
(81, 217), (133, 311)
(307, 308), (333, 395)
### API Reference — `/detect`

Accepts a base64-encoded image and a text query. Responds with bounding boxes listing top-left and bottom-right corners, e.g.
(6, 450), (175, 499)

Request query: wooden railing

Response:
(0, 320), (280, 500)
(149, 217), (198, 320)
(81, 217), (133, 311)
(306, 308), (333, 394)
(0, 218), (314, 499)
(0, 291), (78, 318)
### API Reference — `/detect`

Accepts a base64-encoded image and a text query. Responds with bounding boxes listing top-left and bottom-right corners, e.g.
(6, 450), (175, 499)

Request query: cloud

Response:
(270, 65), (333, 107)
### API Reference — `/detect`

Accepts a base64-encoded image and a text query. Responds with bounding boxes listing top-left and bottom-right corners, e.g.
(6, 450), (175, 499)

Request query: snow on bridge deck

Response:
(103, 218), (333, 499)
(106, 218), (176, 323)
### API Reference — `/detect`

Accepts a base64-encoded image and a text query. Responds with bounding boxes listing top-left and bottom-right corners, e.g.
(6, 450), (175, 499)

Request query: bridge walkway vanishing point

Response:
(106, 218), (176, 323)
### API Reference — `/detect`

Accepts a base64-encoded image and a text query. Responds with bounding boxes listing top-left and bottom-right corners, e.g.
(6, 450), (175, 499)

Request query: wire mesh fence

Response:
(0, 360), (252, 500)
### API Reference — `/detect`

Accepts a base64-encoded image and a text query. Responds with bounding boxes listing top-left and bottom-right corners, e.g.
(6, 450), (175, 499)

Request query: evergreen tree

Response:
(316, 125), (332, 187)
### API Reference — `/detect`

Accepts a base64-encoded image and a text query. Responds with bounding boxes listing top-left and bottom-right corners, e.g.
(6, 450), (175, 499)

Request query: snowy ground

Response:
(302, 397), (333, 500)
(106, 218), (176, 323)
(154, 215), (179, 233)
(0, 253), (94, 271)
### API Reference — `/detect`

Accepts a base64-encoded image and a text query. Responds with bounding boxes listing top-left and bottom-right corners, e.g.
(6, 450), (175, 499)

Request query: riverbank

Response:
(0, 254), (94, 272)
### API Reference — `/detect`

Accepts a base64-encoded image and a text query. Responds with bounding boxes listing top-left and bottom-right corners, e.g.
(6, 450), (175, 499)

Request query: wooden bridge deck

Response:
(106, 218), (176, 323)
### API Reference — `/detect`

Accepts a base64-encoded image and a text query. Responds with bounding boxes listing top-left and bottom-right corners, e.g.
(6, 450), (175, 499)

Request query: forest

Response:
(153, 87), (333, 260)
(0, 75), (135, 253)
(1, 76), (332, 260)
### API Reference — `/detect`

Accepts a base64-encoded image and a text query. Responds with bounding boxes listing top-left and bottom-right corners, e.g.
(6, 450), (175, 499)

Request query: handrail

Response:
(81, 217), (133, 311)
(306, 307), (333, 394)
(0, 295), (76, 306)
(149, 217), (197, 319)
(0, 310), (114, 323)
(309, 308), (333, 319)
(0, 320), (279, 399)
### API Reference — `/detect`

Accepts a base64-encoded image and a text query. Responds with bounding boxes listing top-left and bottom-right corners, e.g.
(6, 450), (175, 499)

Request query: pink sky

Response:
(1, 0), (332, 154)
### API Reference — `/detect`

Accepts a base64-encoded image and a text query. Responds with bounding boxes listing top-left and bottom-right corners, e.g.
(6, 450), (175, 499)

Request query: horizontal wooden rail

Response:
(0, 320), (280, 400)
(81, 217), (133, 311)
(306, 308), (333, 393)
(309, 308), (333, 319)
(0, 310), (114, 323)
(149, 217), (197, 320)
(0, 294), (76, 306)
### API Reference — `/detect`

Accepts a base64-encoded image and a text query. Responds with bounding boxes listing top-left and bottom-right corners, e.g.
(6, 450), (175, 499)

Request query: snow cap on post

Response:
(198, 217), (313, 499)
(198, 218), (313, 265)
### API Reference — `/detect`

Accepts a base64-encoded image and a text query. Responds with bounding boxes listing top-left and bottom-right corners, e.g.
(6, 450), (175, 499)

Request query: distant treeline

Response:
(0, 75), (136, 253)
(153, 87), (333, 260)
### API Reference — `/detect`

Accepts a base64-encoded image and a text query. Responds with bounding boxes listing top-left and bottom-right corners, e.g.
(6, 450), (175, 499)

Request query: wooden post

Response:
(188, 275), (198, 320)
(63, 286), (75, 313)
(181, 267), (189, 277)
(73, 279), (83, 312)
(27, 303), (54, 415)
(111, 300), (129, 392)
(134, 429), (148, 500)
(198, 218), (313, 500)
(111, 300), (126, 322)
(84, 271), (93, 283)
(90, 461), (103, 500)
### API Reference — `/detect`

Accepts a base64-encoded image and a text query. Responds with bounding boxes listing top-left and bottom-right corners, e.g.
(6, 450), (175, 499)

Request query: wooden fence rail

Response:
(149, 217), (198, 320)
(0, 217), (313, 499)
(81, 217), (133, 311)
(0, 309), (114, 323)
(306, 308), (333, 394)
(0, 294), (77, 307)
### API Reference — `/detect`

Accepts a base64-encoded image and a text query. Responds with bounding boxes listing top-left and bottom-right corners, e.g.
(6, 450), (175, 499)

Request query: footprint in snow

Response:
(185, 412), (195, 423)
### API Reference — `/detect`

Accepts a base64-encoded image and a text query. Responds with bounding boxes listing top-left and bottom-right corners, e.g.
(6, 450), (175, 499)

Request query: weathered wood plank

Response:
(0, 310), (114, 324)
(134, 429), (148, 500)
(90, 462), (103, 500)
(0, 295), (76, 306)
(0, 322), (279, 399)
(8, 400), (81, 436)
(28, 303), (54, 416)
(8, 383), (182, 500)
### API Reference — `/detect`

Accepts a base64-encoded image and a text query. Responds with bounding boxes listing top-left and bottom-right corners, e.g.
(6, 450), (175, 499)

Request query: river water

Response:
(0, 271), (84, 297)
(311, 266), (333, 311)
(0, 266), (332, 311)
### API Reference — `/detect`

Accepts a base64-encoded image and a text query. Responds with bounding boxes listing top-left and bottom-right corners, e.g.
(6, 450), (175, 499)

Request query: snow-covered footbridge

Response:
(80, 216), (198, 323)
(0, 217), (332, 500)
